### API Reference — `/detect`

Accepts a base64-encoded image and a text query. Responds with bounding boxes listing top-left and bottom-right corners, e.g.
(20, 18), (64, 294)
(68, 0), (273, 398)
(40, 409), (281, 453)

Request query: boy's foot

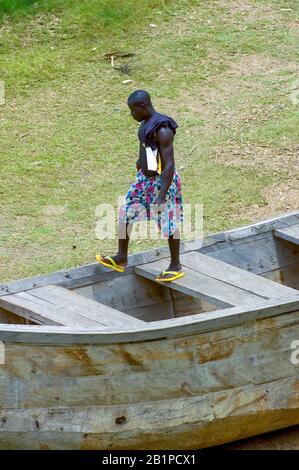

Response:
(155, 263), (185, 282)
(95, 254), (128, 273)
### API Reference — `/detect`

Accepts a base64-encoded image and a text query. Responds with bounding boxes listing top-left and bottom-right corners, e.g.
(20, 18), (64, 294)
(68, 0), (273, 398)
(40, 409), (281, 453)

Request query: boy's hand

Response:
(154, 194), (166, 206)
(136, 159), (141, 171)
(153, 194), (166, 214)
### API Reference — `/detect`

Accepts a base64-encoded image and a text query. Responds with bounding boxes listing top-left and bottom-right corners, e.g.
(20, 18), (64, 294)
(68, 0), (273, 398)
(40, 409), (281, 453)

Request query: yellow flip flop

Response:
(155, 271), (185, 282)
(95, 255), (125, 273)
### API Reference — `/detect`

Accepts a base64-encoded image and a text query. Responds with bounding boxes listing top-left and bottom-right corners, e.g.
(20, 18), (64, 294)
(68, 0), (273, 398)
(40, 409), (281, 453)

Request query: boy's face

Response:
(128, 103), (144, 122)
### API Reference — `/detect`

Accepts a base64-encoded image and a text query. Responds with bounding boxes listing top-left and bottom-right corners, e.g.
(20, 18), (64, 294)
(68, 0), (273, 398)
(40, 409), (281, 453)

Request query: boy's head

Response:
(127, 90), (153, 122)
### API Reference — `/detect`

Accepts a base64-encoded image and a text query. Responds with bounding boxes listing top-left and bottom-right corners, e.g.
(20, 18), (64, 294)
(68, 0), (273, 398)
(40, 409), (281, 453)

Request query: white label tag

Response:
(145, 146), (158, 171)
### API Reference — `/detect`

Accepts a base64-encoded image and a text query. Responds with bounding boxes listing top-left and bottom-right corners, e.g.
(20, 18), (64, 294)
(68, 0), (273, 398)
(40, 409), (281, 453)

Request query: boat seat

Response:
(0, 285), (145, 329)
(135, 251), (298, 308)
(274, 223), (299, 246)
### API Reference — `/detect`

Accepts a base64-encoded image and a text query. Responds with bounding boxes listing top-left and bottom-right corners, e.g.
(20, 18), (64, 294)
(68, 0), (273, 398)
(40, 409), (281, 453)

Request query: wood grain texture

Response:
(0, 306), (30, 325)
(0, 213), (298, 450)
(135, 258), (267, 308)
(274, 223), (299, 246)
(264, 263), (299, 291)
(1, 211), (298, 296)
(181, 251), (298, 298)
(0, 291), (98, 327)
(0, 302), (299, 448)
(30, 285), (145, 328)
(13, 322), (299, 408)
(0, 377), (299, 449)
(0, 286), (145, 329)
(91, 274), (207, 321)
(0, 296), (299, 344)
(203, 232), (299, 275)
(1, 310), (297, 379)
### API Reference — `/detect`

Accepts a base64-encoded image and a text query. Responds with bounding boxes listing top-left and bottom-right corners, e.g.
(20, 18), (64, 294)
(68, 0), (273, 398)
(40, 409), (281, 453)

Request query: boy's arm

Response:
(154, 126), (175, 206)
(136, 144), (141, 170)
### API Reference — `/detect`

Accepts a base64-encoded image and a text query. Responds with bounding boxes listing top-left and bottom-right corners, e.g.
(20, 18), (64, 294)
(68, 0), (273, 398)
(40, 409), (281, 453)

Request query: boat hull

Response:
(1, 306), (299, 449)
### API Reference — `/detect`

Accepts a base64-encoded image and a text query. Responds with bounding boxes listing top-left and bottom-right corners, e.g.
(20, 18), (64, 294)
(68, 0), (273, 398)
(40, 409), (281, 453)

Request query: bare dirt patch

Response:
(216, 0), (283, 22)
(214, 144), (299, 176)
(232, 182), (299, 222)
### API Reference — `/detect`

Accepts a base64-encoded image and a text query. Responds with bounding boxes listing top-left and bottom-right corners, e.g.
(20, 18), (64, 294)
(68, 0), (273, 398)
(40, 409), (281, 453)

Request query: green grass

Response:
(0, 0), (298, 281)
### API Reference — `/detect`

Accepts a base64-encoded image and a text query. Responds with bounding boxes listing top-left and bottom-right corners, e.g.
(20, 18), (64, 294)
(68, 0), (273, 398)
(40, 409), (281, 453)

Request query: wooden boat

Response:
(0, 211), (299, 450)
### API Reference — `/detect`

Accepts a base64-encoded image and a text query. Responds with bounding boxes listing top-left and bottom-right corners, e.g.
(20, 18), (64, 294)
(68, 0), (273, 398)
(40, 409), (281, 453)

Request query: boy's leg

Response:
(155, 229), (183, 280)
(115, 222), (133, 265)
(166, 228), (182, 273)
(102, 222), (132, 267)
(97, 170), (149, 270)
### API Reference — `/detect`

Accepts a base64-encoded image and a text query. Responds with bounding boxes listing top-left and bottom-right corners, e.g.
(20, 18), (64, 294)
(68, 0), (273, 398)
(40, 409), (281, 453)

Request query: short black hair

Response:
(127, 90), (152, 106)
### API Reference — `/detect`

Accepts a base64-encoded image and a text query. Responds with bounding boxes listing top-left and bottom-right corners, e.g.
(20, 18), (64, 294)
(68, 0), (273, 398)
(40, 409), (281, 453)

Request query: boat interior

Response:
(0, 214), (299, 328)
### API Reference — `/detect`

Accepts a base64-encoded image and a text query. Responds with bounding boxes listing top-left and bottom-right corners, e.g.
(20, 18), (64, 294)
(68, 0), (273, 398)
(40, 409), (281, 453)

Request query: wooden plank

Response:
(0, 295), (299, 345)
(225, 212), (299, 241)
(72, 285), (94, 301)
(1, 376), (299, 449)
(1, 212), (298, 297)
(124, 301), (174, 322)
(181, 251), (298, 299)
(91, 274), (171, 312)
(203, 232), (299, 275)
(0, 287), (145, 329)
(1, 309), (299, 382)
(0, 379), (19, 408)
(135, 260), (266, 308)
(29, 285), (145, 328)
(0, 306), (31, 325)
(13, 318), (299, 409)
(91, 275), (212, 321)
(0, 292), (106, 328)
(274, 223), (299, 246)
(264, 263), (299, 291)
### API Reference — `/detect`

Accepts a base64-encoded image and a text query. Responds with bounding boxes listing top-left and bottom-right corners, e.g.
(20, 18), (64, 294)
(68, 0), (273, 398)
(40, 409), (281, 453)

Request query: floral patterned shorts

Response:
(119, 169), (183, 238)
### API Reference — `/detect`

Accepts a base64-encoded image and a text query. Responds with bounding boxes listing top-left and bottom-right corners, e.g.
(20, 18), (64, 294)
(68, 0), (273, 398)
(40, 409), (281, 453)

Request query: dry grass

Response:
(0, 0), (298, 281)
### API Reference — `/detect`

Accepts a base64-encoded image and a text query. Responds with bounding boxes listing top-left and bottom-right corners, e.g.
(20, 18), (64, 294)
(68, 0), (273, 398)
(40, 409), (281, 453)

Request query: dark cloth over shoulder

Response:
(138, 112), (178, 150)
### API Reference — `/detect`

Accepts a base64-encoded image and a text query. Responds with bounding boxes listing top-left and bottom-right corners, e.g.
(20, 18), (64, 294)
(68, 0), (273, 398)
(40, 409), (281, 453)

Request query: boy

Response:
(96, 90), (184, 282)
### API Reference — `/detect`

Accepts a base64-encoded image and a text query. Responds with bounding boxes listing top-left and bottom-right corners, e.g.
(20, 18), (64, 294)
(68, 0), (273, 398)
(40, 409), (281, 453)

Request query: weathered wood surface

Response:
(7, 322), (299, 407)
(135, 261), (265, 308)
(0, 286), (144, 329)
(89, 274), (208, 321)
(30, 285), (145, 328)
(91, 274), (172, 315)
(0, 291), (99, 327)
(1, 211), (298, 297)
(202, 231), (299, 275)
(224, 211), (299, 241)
(0, 306), (31, 325)
(180, 251), (298, 298)
(274, 223), (299, 246)
(0, 295), (299, 344)
(1, 307), (299, 449)
(0, 212), (297, 449)
(135, 251), (296, 308)
(265, 263), (299, 291)
(1, 377), (299, 450)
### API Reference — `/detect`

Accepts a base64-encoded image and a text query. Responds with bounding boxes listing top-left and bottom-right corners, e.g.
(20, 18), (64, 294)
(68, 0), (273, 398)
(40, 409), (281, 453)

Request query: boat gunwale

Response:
(0, 294), (298, 344)
(0, 210), (299, 298)
(0, 211), (299, 344)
